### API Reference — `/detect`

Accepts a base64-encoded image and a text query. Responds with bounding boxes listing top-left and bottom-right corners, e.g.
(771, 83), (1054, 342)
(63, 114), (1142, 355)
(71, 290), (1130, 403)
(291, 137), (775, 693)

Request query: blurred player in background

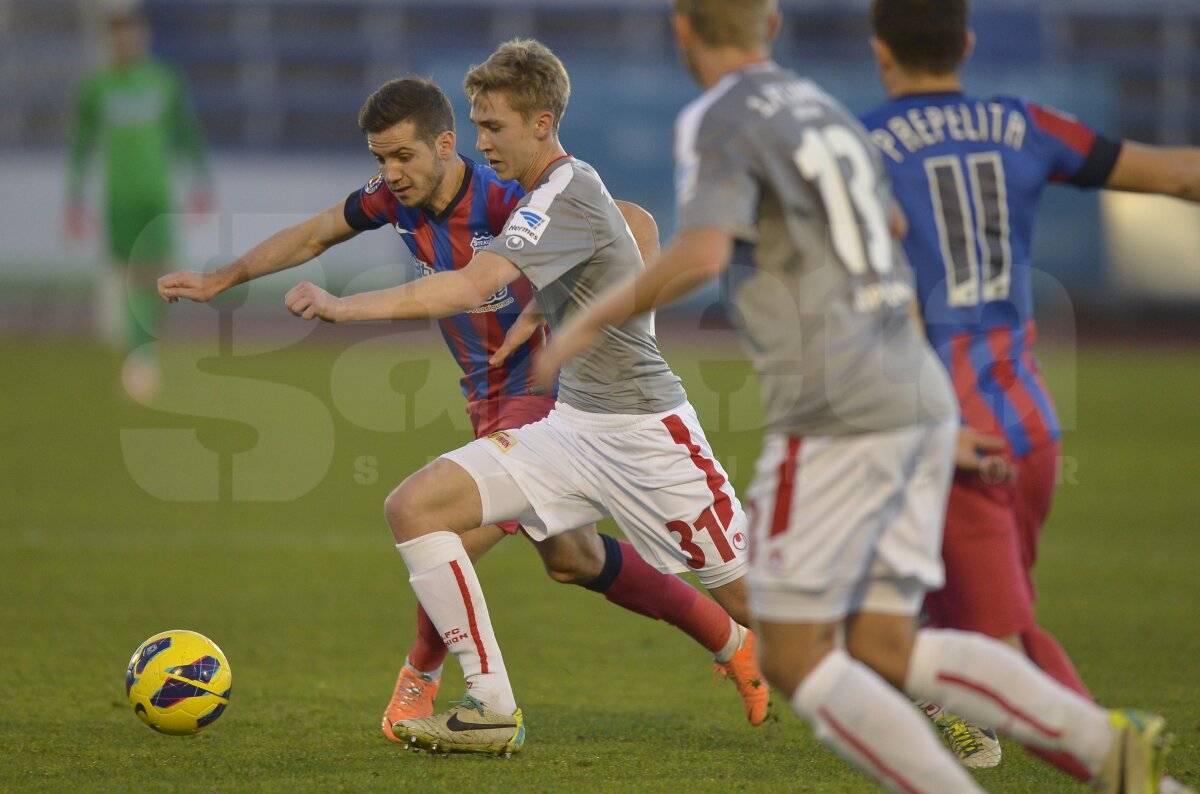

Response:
(66, 1), (211, 401)
(275, 40), (762, 755)
(862, 0), (1200, 785)
(540, 0), (1179, 791)
(158, 76), (767, 744)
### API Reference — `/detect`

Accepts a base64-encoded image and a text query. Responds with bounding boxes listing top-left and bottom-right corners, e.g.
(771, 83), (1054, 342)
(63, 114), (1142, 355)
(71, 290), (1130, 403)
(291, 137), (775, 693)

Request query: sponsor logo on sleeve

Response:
(505, 236), (525, 251)
(503, 208), (550, 245)
(365, 173), (384, 194)
(487, 431), (517, 452)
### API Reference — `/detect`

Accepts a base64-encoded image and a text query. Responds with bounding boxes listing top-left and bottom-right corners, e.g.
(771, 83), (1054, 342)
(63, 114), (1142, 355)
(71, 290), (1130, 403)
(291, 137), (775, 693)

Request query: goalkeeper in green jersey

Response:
(66, 4), (210, 400)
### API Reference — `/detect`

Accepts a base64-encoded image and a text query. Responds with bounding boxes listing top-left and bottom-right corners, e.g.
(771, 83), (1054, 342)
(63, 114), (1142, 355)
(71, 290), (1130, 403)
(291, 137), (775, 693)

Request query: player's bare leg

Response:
(121, 264), (165, 402)
(384, 458), (524, 755)
(533, 527), (769, 725)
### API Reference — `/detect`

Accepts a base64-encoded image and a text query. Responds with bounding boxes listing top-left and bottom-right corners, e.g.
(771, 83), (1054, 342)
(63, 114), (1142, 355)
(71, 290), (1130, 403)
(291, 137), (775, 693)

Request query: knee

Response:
(538, 534), (606, 587)
(544, 561), (589, 586)
(383, 478), (424, 543)
(756, 627), (837, 698)
(846, 628), (910, 668)
(846, 624), (916, 689)
(757, 652), (803, 698)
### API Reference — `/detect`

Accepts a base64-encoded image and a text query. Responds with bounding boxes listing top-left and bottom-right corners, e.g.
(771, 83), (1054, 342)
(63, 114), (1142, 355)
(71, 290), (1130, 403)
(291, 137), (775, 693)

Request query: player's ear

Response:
(671, 12), (693, 51)
(534, 110), (556, 140)
(869, 36), (893, 72)
(765, 11), (782, 43)
(436, 129), (456, 159)
(962, 30), (976, 66)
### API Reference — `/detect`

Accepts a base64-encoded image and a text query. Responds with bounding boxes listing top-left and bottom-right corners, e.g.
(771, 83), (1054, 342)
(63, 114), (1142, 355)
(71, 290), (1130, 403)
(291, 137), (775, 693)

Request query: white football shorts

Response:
(746, 416), (956, 623)
(441, 400), (748, 588)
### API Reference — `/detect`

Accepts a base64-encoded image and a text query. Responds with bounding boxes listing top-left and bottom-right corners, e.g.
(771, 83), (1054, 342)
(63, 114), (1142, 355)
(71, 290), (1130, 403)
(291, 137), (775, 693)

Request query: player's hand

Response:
(490, 306), (546, 366)
(285, 281), (340, 322)
(889, 201), (908, 240)
(189, 189), (215, 218)
(66, 203), (90, 240)
(534, 317), (599, 392)
(956, 426), (1016, 483)
(158, 270), (227, 304)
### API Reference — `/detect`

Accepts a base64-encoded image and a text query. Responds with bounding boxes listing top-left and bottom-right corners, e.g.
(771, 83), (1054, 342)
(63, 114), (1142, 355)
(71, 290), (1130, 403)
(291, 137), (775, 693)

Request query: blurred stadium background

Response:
(2, 0), (1199, 328)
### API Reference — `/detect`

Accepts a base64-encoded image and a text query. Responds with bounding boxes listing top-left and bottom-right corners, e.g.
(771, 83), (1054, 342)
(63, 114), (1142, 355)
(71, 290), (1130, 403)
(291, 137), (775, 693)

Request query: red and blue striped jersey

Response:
(343, 155), (549, 402)
(860, 94), (1122, 456)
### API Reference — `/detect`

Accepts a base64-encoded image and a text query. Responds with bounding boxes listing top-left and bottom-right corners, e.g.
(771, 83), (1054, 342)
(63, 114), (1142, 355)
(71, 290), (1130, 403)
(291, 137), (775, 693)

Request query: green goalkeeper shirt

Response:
(68, 57), (209, 211)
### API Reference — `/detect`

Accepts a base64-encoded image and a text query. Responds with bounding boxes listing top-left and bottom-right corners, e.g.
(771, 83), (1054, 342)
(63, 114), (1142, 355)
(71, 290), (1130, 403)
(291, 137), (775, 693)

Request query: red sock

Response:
(1022, 626), (1091, 698)
(590, 536), (732, 654)
(1022, 625), (1094, 781)
(406, 604), (449, 673)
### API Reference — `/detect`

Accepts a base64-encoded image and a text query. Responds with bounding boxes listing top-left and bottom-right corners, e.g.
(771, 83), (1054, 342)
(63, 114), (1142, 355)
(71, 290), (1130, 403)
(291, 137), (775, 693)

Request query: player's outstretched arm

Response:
(286, 250), (522, 323)
(535, 225), (733, 389)
(1105, 142), (1200, 203)
(158, 200), (359, 303)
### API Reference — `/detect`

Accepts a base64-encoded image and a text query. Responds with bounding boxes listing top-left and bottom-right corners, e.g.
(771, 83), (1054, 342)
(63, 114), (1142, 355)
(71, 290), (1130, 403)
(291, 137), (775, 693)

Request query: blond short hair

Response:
(672, 0), (778, 49)
(463, 39), (571, 131)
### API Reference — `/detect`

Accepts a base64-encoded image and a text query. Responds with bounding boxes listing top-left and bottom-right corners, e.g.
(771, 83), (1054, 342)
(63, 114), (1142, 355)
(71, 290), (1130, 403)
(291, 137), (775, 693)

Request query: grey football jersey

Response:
(485, 157), (685, 414)
(676, 62), (956, 436)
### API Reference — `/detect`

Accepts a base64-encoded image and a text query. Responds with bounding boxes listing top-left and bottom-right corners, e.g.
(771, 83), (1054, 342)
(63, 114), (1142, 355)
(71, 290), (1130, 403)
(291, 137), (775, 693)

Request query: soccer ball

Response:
(126, 629), (232, 735)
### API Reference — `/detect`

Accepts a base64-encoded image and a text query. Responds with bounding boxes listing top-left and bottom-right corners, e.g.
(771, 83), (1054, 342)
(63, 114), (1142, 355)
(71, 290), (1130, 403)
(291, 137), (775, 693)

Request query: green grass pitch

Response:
(2, 333), (1197, 792)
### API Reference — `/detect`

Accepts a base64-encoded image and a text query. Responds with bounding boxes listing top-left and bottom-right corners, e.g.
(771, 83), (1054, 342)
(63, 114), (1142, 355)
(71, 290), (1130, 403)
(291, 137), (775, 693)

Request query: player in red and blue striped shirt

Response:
(344, 146), (540, 410)
(159, 77), (766, 741)
(863, 0), (1200, 784)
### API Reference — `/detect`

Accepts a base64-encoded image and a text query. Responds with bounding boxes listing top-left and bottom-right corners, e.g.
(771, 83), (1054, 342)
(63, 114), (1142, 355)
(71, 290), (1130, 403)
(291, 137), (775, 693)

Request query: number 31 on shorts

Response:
(666, 505), (745, 570)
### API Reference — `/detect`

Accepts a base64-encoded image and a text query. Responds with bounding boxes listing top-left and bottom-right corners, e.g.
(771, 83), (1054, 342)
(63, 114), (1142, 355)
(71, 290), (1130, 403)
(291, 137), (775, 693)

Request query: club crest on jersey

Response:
(470, 232), (494, 252)
(504, 208), (549, 246)
(487, 431), (517, 452)
(365, 173), (384, 194)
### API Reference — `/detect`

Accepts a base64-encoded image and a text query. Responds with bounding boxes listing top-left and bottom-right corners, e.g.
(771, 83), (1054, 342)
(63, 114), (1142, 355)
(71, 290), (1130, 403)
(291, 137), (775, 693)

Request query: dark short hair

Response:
(871, 0), (969, 75)
(671, 0), (777, 50)
(357, 77), (455, 144)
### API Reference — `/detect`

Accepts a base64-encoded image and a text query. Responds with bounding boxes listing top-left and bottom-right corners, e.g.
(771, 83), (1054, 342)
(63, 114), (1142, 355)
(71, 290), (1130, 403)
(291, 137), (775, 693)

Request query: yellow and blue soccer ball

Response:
(126, 630), (232, 735)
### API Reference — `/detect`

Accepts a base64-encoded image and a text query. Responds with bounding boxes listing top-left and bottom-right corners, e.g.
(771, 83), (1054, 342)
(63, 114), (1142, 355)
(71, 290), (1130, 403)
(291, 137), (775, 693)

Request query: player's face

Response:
(107, 16), (149, 67)
(367, 121), (448, 210)
(470, 91), (538, 183)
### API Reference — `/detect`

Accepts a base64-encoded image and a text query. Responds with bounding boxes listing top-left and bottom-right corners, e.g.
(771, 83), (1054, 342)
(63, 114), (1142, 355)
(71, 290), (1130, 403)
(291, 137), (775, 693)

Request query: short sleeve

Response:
(674, 116), (759, 240)
(1026, 102), (1122, 188)
(484, 193), (596, 290)
(343, 173), (393, 231)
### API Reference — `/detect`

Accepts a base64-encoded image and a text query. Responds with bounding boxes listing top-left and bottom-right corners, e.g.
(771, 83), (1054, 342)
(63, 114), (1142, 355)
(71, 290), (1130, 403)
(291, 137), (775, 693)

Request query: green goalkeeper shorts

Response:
(107, 198), (174, 266)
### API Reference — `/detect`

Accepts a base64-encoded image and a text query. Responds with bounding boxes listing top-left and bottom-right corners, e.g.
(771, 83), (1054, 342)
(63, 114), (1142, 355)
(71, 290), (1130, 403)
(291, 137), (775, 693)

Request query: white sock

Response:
(714, 620), (744, 664)
(396, 533), (516, 714)
(793, 649), (984, 794)
(905, 628), (1113, 776)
